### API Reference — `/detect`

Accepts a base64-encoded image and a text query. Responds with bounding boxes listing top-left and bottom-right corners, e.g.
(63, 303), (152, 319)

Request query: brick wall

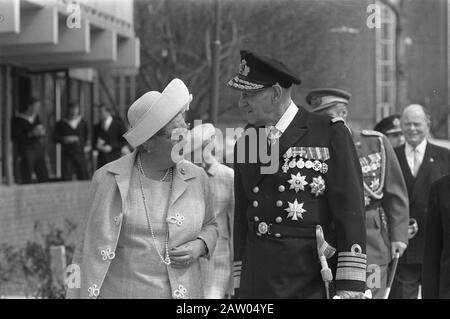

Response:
(0, 182), (90, 247)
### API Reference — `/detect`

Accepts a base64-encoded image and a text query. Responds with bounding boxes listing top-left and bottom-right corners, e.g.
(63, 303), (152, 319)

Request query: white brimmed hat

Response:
(123, 78), (192, 148)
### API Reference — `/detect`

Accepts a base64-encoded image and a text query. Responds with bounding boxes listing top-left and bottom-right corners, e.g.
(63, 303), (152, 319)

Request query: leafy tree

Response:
(134, 0), (349, 122)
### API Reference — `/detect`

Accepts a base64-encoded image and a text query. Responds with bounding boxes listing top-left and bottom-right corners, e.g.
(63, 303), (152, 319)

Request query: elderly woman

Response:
(66, 79), (218, 299)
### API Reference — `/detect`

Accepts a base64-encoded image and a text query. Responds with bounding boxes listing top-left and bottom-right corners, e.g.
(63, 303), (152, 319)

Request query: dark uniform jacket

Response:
(11, 114), (45, 155)
(395, 142), (450, 264)
(54, 117), (88, 156)
(233, 105), (367, 299)
(353, 130), (409, 266)
(93, 117), (126, 168)
(423, 174), (450, 299)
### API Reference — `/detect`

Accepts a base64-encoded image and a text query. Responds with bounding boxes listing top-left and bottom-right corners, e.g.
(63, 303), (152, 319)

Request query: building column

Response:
(447, 0), (450, 138)
(1, 66), (14, 185)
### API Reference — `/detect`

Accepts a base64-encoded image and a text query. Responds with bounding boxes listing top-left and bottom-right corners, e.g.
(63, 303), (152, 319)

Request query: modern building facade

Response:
(0, 0), (140, 185)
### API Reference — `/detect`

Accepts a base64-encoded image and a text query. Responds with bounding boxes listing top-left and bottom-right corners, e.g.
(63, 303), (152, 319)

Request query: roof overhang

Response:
(0, 0), (140, 72)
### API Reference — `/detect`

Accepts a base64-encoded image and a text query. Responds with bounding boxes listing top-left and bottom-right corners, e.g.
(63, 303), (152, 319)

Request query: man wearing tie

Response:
(391, 104), (450, 299)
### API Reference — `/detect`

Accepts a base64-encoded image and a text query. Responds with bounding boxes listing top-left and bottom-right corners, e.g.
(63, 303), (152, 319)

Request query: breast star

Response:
(284, 199), (307, 221)
(287, 172), (308, 193)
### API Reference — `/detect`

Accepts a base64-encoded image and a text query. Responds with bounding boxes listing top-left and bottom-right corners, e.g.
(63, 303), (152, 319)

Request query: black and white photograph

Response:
(0, 0), (450, 303)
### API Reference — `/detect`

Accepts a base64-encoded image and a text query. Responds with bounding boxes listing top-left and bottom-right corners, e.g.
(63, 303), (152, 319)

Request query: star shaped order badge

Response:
(287, 172), (308, 193)
(370, 178), (380, 191)
(310, 176), (325, 197)
(284, 199), (307, 221)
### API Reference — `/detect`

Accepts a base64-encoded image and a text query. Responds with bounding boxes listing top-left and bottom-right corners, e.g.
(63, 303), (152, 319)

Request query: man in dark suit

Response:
(228, 50), (367, 299)
(54, 102), (89, 181)
(307, 88), (409, 299)
(93, 105), (127, 169)
(391, 104), (450, 299)
(11, 97), (49, 183)
(422, 174), (450, 299)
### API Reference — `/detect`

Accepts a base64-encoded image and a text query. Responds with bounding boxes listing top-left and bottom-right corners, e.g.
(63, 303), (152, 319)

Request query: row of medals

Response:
(360, 153), (381, 175)
(282, 155), (328, 174)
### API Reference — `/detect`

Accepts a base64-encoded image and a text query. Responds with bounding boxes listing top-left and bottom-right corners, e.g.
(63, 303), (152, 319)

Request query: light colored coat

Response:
(66, 151), (218, 299)
(200, 161), (235, 298)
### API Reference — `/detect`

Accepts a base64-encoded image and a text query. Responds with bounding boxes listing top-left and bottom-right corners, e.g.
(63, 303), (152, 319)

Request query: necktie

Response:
(412, 148), (420, 177)
(266, 125), (282, 146)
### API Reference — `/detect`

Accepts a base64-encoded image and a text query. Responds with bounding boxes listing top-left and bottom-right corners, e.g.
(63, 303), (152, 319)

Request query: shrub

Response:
(0, 220), (77, 299)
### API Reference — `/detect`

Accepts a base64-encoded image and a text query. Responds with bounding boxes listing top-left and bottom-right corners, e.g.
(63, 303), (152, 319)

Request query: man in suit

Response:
(11, 97), (49, 183)
(54, 102), (89, 181)
(422, 174), (450, 299)
(374, 115), (405, 148)
(307, 88), (409, 299)
(391, 104), (450, 299)
(93, 105), (127, 169)
(227, 50), (367, 299)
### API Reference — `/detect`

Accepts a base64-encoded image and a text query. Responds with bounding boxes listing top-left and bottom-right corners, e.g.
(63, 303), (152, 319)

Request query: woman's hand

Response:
(169, 239), (206, 268)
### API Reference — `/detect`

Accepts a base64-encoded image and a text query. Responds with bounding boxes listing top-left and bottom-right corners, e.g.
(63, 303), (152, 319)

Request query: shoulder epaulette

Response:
(361, 129), (384, 137)
(330, 117), (345, 124)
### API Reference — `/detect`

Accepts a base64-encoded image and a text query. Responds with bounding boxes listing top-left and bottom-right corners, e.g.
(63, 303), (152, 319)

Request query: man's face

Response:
(99, 107), (110, 121)
(314, 105), (345, 119)
(68, 106), (80, 119)
(386, 132), (405, 148)
(238, 87), (278, 126)
(401, 110), (429, 148)
(29, 101), (40, 115)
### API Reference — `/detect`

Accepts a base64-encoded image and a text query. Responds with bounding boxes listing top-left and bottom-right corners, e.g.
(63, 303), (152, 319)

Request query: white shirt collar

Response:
(17, 113), (36, 124)
(64, 116), (82, 130)
(273, 100), (298, 134)
(405, 138), (427, 154)
(103, 116), (113, 131)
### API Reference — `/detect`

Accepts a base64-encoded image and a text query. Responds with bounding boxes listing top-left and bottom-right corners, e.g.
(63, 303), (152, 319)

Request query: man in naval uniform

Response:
(228, 50), (367, 299)
(307, 88), (409, 299)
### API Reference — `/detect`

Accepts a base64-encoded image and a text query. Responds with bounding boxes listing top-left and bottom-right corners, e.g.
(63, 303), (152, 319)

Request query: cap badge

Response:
(239, 59), (250, 76)
(393, 118), (400, 126)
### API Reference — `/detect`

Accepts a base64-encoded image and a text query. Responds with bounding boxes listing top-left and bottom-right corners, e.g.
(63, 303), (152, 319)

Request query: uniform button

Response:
(180, 168), (186, 175)
(253, 201), (259, 208)
(276, 200), (283, 207)
(372, 172), (376, 176)
(274, 233), (281, 238)
(254, 216), (260, 222)
(252, 186), (259, 193)
(278, 185), (285, 192)
(275, 217), (282, 223)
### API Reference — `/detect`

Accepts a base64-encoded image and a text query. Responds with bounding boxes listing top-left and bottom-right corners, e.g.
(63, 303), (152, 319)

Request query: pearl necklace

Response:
(159, 167), (171, 182)
(137, 154), (172, 265)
